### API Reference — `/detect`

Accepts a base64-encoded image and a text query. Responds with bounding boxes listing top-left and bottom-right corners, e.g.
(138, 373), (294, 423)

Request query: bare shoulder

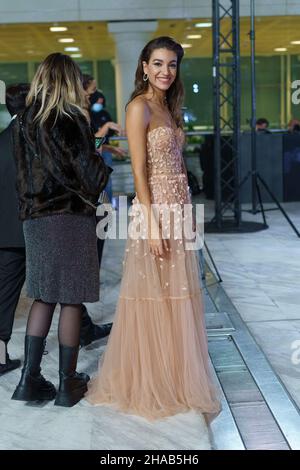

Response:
(126, 96), (151, 124)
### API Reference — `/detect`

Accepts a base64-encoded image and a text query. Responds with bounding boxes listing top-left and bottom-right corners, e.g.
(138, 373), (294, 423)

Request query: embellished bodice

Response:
(146, 126), (185, 177)
(145, 126), (190, 205)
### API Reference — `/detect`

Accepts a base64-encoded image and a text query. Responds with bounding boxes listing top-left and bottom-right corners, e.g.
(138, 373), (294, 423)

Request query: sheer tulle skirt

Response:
(86, 225), (221, 421)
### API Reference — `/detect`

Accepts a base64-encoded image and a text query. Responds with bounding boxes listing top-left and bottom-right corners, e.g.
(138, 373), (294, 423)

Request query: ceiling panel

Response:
(0, 16), (300, 63)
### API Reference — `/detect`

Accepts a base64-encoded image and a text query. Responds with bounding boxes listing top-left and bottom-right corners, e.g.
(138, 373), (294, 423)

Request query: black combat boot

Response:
(79, 305), (112, 347)
(54, 344), (90, 407)
(0, 340), (20, 376)
(12, 335), (56, 401)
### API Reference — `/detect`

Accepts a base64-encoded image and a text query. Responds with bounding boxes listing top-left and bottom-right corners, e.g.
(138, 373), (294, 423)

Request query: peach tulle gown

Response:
(86, 125), (221, 420)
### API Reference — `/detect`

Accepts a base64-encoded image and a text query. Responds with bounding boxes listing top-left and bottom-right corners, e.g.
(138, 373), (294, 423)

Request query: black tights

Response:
(26, 300), (82, 347)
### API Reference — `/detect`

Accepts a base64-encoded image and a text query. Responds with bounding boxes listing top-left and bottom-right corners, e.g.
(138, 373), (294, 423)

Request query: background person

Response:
(0, 84), (29, 376)
(287, 118), (300, 133)
(256, 117), (271, 133)
(83, 76), (126, 270)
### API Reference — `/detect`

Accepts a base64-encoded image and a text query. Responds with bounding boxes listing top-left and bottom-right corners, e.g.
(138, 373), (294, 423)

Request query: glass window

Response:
(97, 60), (117, 121)
(181, 58), (213, 129)
(241, 56), (281, 129)
(291, 54), (300, 121)
(77, 61), (93, 76)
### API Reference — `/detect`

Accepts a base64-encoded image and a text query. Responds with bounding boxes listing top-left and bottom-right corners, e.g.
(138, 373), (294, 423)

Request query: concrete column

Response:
(108, 21), (158, 126)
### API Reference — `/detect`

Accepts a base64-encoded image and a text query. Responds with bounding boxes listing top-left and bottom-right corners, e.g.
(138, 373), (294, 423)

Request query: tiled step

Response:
(230, 402), (290, 450)
(205, 258), (300, 449)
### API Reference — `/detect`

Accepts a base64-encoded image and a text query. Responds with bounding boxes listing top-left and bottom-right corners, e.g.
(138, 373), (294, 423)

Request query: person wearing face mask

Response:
(82, 75), (120, 142)
(89, 89), (127, 200)
(83, 82), (126, 270)
(89, 90), (112, 136)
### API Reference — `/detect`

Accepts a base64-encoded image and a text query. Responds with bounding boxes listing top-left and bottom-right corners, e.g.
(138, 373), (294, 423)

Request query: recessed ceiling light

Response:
(58, 38), (74, 43)
(50, 26), (68, 32)
(181, 43), (192, 49)
(291, 41), (300, 45)
(274, 47), (287, 52)
(70, 54), (82, 58)
(64, 47), (80, 52)
(187, 34), (202, 39)
(195, 22), (212, 28)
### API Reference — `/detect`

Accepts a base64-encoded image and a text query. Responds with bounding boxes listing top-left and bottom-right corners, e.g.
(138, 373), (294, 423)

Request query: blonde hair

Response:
(26, 53), (87, 125)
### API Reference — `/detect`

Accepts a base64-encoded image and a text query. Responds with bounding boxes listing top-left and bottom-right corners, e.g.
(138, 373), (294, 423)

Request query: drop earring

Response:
(143, 73), (148, 82)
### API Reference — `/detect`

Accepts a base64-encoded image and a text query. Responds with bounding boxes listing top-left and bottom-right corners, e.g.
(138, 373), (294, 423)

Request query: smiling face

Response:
(143, 48), (178, 93)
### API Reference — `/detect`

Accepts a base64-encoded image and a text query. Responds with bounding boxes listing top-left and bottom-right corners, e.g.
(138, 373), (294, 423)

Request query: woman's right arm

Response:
(126, 100), (165, 257)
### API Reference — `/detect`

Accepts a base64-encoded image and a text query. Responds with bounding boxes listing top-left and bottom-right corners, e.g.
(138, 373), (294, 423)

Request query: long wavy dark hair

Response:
(127, 36), (184, 127)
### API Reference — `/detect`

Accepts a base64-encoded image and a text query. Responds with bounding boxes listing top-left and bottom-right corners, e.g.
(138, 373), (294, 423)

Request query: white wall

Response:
(0, 1), (299, 24)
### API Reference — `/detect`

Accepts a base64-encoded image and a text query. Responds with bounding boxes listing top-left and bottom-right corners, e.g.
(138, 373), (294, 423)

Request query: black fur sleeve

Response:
(59, 112), (112, 197)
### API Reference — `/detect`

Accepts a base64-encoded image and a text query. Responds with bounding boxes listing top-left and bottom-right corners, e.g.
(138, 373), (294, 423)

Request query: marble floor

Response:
(0, 237), (214, 451)
(205, 201), (300, 412)
(1, 200), (300, 450)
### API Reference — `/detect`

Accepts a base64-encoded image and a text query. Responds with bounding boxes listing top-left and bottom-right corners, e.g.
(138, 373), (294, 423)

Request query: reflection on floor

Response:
(204, 202), (300, 404)
(204, 200), (300, 450)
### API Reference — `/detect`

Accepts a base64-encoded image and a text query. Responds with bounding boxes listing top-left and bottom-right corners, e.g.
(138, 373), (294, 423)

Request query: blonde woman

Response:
(12, 53), (111, 407)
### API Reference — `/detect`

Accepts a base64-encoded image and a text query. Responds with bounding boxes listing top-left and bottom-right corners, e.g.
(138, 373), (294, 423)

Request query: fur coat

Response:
(12, 102), (112, 220)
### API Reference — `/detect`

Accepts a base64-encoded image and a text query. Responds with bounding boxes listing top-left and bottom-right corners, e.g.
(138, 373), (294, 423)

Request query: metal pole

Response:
(250, 0), (257, 213)
(212, 0), (222, 228)
(233, 0), (241, 226)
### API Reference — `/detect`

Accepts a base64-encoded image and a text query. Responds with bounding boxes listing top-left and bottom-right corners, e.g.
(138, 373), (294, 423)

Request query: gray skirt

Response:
(23, 214), (99, 304)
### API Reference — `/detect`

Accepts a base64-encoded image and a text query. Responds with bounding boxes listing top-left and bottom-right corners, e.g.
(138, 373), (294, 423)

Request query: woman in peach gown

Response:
(86, 36), (221, 421)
